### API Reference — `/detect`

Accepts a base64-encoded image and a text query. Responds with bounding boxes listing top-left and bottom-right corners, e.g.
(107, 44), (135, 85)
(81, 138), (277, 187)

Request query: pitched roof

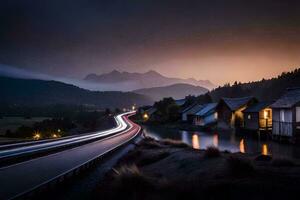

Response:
(195, 103), (218, 116)
(145, 107), (157, 115)
(243, 101), (273, 113)
(220, 96), (255, 111)
(271, 88), (300, 108)
(186, 104), (205, 115)
(181, 103), (198, 113)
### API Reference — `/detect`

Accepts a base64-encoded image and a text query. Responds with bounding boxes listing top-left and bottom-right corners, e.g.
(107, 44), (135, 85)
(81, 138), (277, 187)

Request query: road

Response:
(0, 112), (141, 200)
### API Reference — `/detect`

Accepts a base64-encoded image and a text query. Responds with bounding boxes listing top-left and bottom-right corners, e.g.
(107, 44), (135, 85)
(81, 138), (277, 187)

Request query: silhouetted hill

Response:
(84, 70), (215, 90)
(0, 76), (152, 108)
(208, 68), (300, 102)
(133, 83), (208, 101)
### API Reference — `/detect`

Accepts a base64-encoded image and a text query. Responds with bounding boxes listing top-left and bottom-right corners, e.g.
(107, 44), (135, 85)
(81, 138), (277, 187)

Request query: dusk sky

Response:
(1, 0), (300, 85)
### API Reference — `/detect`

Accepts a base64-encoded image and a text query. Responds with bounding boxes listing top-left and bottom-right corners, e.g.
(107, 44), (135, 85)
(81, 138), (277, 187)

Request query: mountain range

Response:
(84, 70), (215, 91)
(0, 76), (152, 108)
(133, 83), (208, 101)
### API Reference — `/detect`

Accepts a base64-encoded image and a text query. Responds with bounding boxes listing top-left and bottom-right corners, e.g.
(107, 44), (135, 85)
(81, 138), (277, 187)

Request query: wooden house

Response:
(181, 104), (204, 123)
(243, 101), (273, 131)
(216, 97), (257, 129)
(271, 88), (300, 141)
(193, 103), (218, 126)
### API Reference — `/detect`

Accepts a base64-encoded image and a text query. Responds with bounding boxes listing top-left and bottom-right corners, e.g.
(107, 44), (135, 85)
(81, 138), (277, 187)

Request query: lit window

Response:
(248, 114), (251, 120)
(296, 107), (300, 122)
(280, 109), (285, 122)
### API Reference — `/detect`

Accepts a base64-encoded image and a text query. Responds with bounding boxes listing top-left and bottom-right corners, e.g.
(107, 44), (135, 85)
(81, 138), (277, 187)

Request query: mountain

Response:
(84, 70), (215, 91)
(133, 83), (208, 101)
(0, 76), (153, 108)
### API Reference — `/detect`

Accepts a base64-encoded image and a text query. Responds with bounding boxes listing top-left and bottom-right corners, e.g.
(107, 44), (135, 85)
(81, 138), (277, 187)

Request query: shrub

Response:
(255, 155), (272, 162)
(161, 138), (189, 148)
(111, 165), (155, 198)
(227, 156), (254, 177)
(272, 158), (295, 167)
(204, 146), (221, 158)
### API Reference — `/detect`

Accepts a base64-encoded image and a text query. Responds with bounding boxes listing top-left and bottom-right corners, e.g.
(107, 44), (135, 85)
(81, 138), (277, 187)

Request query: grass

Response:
(204, 146), (221, 158)
(227, 156), (254, 177)
(138, 137), (162, 149)
(160, 138), (189, 148)
(110, 165), (156, 199)
(272, 158), (295, 167)
(137, 151), (170, 167)
(0, 117), (50, 136)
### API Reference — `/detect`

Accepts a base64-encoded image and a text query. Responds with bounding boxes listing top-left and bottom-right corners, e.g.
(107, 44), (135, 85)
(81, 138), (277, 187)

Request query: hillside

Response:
(84, 70), (215, 90)
(207, 68), (300, 102)
(0, 76), (153, 108)
(133, 83), (208, 101)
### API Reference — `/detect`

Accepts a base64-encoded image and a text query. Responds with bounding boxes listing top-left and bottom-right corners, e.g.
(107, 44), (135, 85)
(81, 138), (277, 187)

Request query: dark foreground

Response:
(94, 137), (300, 200)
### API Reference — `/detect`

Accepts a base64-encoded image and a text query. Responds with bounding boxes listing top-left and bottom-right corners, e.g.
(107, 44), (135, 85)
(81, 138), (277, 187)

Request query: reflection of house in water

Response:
(216, 97), (257, 129)
(243, 101), (273, 132)
(271, 88), (300, 142)
(192, 103), (218, 127)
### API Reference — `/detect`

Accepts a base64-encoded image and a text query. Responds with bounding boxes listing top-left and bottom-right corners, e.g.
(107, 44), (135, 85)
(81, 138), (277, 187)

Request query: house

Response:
(271, 88), (300, 141)
(142, 107), (157, 120)
(216, 96), (257, 129)
(181, 103), (204, 123)
(193, 103), (218, 126)
(243, 101), (273, 131)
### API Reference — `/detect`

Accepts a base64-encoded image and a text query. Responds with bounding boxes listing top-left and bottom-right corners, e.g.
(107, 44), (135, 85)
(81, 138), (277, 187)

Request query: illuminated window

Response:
(280, 109), (285, 122)
(296, 107), (300, 122)
(248, 114), (251, 120)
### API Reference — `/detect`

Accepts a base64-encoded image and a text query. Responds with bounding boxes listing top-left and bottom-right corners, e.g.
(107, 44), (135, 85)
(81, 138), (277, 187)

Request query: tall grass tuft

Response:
(204, 146), (221, 158)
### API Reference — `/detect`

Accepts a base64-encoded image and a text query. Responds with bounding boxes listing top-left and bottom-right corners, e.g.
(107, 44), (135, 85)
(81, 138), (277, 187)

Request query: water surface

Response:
(143, 125), (300, 159)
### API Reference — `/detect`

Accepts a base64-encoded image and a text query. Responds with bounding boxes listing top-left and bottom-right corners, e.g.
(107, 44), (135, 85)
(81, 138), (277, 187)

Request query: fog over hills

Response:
(133, 83), (208, 101)
(0, 76), (152, 108)
(84, 70), (215, 91)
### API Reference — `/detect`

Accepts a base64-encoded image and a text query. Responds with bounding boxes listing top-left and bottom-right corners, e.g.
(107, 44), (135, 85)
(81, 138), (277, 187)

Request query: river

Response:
(142, 125), (300, 159)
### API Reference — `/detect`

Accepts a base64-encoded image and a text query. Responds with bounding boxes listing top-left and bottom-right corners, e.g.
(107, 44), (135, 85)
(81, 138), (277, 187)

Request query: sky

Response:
(0, 0), (300, 85)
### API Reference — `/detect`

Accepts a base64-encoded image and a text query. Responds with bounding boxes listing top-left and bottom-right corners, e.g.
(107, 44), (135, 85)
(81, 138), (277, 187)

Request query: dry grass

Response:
(110, 165), (156, 199)
(272, 158), (295, 167)
(227, 156), (254, 177)
(137, 151), (170, 167)
(160, 138), (189, 148)
(204, 146), (221, 158)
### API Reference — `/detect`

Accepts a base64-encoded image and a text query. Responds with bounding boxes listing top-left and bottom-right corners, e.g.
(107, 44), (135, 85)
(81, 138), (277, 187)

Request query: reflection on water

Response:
(142, 125), (300, 159)
(213, 134), (218, 147)
(262, 144), (269, 155)
(240, 139), (245, 153)
(192, 134), (200, 149)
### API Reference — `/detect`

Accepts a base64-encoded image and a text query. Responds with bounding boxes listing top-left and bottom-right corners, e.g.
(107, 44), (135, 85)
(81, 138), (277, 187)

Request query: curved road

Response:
(0, 112), (141, 200)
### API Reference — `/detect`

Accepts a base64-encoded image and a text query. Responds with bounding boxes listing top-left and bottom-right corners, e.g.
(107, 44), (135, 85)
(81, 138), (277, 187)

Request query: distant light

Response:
(132, 105), (136, 110)
(52, 134), (58, 138)
(57, 129), (61, 133)
(33, 131), (41, 140)
(143, 113), (149, 120)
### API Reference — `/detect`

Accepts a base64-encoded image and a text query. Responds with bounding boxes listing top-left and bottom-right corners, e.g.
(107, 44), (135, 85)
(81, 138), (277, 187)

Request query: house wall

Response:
(272, 108), (293, 137)
(244, 112), (259, 130)
(217, 103), (232, 125)
(194, 111), (218, 126)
